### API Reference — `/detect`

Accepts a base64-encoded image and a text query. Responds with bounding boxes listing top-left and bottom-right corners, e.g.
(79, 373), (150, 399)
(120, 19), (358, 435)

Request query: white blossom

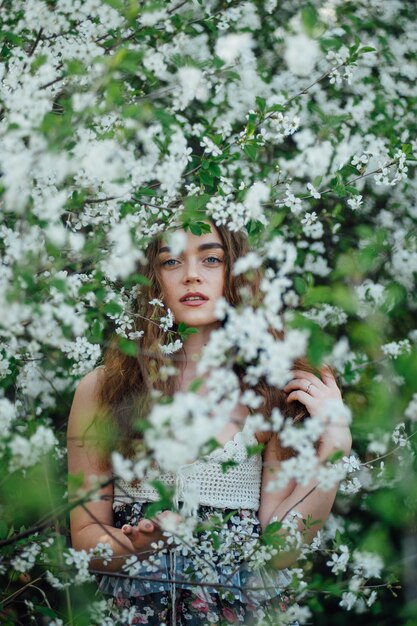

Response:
(159, 308), (174, 331)
(9, 426), (58, 473)
(347, 195), (363, 210)
(111, 451), (134, 483)
(339, 591), (357, 611)
(160, 339), (183, 355)
(0, 397), (16, 436)
(405, 393), (417, 422)
(353, 550), (383, 578)
(381, 339), (411, 359)
(392, 422), (408, 447)
(306, 182), (321, 199)
(232, 251), (263, 275)
(167, 230), (187, 256)
(284, 33), (320, 77)
(327, 544), (350, 574)
(215, 33), (255, 64)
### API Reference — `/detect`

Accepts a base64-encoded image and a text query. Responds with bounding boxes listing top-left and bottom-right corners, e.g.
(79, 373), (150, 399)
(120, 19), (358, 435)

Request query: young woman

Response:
(67, 223), (352, 625)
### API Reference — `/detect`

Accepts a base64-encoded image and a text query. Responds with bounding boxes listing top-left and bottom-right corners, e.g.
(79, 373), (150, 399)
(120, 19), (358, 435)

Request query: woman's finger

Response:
(138, 518), (155, 533)
(283, 379), (319, 396)
(290, 370), (326, 389)
(319, 365), (338, 387)
(286, 389), (314, 406)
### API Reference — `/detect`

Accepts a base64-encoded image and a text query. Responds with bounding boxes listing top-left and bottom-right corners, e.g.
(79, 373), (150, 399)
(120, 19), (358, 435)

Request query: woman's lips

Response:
(181, 300), (207, 307)
(179, 293), (208, 306)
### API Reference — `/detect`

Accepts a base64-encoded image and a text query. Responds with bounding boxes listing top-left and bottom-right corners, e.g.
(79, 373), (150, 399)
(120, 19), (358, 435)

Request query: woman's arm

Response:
(258, 365), (352, 569)
(67, 369), (162, 572)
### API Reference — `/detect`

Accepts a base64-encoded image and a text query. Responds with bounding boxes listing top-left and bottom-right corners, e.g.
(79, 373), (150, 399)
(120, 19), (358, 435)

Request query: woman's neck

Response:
(177, 322), (220, 389)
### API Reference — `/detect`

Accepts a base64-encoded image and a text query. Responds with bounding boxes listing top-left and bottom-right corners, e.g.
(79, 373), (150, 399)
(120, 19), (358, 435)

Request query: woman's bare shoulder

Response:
(67, 368), (105, 436)
(74, 367), (104, 398)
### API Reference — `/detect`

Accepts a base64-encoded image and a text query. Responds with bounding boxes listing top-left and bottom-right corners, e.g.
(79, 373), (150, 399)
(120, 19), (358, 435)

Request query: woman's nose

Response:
(183, 260), (201, 283)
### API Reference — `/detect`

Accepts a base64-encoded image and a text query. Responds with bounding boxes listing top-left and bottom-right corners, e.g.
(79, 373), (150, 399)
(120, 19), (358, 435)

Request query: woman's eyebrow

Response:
(198, 243), (224, 251)
(158, 242), (224, 254)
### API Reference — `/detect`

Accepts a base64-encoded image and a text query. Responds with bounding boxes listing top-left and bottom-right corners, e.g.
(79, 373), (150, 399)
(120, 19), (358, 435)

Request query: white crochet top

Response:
(113, 430), (262, 511)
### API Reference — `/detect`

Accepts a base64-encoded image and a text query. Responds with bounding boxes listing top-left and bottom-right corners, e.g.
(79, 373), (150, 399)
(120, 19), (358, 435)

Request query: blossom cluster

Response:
(0, 0), (416, 624)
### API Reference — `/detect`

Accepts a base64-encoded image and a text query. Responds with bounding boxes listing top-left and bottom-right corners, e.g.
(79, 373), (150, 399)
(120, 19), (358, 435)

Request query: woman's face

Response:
(157, 227), (225, 330)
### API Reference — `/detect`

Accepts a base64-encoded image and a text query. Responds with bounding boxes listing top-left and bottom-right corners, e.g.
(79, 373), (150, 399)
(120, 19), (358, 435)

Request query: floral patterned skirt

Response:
(98, 503), (293, 625)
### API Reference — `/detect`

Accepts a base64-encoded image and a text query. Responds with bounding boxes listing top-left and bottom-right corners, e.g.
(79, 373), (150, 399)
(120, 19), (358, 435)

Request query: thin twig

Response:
(40, 74), (65, 91)
(278, 485), (318, 523)
(0, 478), (114, 549)
(361, 429), (417, 468)
(27, 28), (44, 57)
(84, 195), (118, 205)
(2, 575), (45, 606)
(44, 464), (73, 623)
(167, 0), (189, 15)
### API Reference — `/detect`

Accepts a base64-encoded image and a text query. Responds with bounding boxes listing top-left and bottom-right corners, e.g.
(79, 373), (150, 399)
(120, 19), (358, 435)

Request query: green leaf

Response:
(130, 273), (152, 286)
(221, 460), (238, 473)
(135, 187), (157, 197)
(327, 449), (345, 463)
(262, 520), (283, 545)
(68, 471), (86, 492)
(246, 443), (264, 457)
(199, 170), (214, 186)
(32, 606), (57, 618)
(246, 113), (257, 138)
(308, 596), (324, 613)
(0, 519), (8, 540)
(264, 520), (282, 535)
(345, 185), (361, 195)
(2, 31), (24, 46)
(103, 301), (123, 316)
(308, 335), (333, 366)
(31, 54), (48, 72)
(187, 221), (212, 236)
(188, 377), (205, 392)
(267, 104), (286, 113)
(256, 96), (266, 113)
(145, 481), (175, 517)
(90, 319), (103, 342)
(320, 37), (343, 51)
(50, 278), (67, 293)
(145, 501), (169, 518)
(301, 6), (317, 35)
(65, 59), (87, 75)
(329, 173), (348, 198)
(208, 163), (221, 178)
(183, 194), (210, 214)
(269, 210), (286, 229)
(243, 143), (258, 161)
(303, 514), (322, 529)
(178, 322), (198, 338)
(294, 276), (307, 296)
(357, 46), (376, 55)
(118, 338), (138, 357)
(303, 286), (333, 306)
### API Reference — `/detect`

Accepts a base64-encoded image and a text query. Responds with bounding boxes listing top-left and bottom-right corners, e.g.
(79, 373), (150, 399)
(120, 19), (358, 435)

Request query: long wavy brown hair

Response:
(97, 223), (314, 465)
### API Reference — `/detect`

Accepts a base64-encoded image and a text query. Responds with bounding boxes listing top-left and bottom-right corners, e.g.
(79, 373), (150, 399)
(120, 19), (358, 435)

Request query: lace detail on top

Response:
(113, 430), (262, 511)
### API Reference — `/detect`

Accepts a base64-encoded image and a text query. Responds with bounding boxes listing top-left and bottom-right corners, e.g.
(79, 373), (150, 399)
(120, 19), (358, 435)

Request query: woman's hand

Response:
(121, 510), (183, 555)
(283, 365), (352, 456)
(121, 518), (163, 554)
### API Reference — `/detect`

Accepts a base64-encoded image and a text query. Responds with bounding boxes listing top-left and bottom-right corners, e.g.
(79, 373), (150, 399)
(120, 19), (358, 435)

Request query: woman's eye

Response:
(205, 256), (223, 264)
(161, 258), (178, 267)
